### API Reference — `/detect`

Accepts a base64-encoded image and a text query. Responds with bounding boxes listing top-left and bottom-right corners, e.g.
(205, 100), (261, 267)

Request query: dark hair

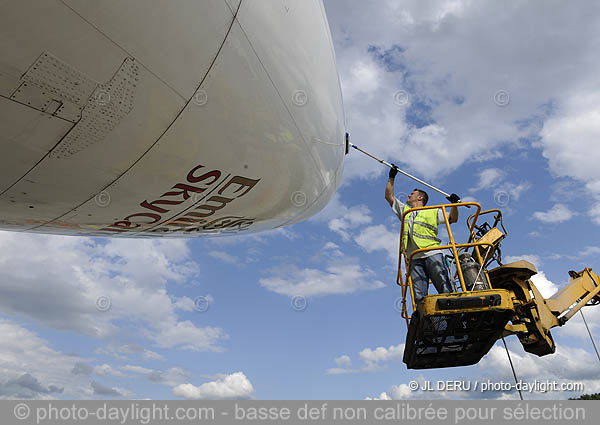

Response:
(415, 188), (429, 205)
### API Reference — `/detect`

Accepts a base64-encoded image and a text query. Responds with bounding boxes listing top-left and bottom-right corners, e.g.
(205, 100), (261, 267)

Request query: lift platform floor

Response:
(403, 290), (515, 369)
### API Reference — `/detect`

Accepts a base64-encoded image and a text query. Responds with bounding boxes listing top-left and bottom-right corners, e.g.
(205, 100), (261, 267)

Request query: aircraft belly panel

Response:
(224, 0), (243, 14)
(0, 98), (72, 194)
(0, 57), (185, 230)
(61, 0), (236, 99)
(0, 0), (127, 84)
(38, 21), (328, 237)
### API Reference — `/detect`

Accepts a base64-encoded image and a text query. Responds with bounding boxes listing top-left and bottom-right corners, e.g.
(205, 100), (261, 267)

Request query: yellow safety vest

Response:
(402, 205), (441, 251)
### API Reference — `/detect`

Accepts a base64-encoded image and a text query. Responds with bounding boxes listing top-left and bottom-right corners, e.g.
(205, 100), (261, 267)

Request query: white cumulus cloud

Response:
(93, 364), (124, 377)
(530, 271), (559, 298)
(334, 355), (352, 367)
(259, 261), (384, 297)
(0, 320), (101, 399)
(173, 372), (254, 400)
(354, 224), (400, 261)
(0, 232), (226, 352)
(504, 254), (542, 269)
(365, 392), (392, 400)
(533, 204), (575, 223)
(327, 344), (405, 375)
(471, 168), (505, 192)
(208, 251), (240, 265)
(359, 344), (405, 366)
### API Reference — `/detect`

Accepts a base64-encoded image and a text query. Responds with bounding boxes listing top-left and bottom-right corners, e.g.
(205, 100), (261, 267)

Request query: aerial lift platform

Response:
(398, 202), (600, 369)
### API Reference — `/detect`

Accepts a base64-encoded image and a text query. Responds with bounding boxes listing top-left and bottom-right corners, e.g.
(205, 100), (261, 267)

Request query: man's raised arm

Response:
(385, 165), (399, 207)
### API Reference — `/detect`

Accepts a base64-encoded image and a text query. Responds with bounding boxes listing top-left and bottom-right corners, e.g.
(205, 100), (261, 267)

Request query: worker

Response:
(385, 165), (460, 304)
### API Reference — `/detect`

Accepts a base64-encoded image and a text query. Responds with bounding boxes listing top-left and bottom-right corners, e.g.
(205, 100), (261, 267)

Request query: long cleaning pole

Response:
(348, 142), (451, 198)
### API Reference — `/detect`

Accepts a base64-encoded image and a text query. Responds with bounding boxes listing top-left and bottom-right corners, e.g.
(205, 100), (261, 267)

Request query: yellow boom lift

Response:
(346, 137), (599, 370)
(398, 202), (600, 369)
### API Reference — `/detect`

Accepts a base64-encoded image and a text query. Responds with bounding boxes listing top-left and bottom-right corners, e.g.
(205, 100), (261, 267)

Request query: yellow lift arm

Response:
(497, 264), (600, 356)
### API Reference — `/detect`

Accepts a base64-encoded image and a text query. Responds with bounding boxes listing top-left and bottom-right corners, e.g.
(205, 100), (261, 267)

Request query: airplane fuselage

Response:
(0, 0), (345, 237)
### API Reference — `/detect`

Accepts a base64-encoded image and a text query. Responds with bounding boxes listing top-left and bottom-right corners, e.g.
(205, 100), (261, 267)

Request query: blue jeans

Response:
(410, 253), (453, 304)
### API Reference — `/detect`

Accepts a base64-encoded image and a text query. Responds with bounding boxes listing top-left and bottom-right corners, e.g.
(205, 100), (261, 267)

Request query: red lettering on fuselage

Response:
(100, 164), (260, 235)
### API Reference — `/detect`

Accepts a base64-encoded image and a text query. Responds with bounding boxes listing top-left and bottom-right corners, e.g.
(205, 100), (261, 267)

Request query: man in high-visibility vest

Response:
(385, 165), (460, 304)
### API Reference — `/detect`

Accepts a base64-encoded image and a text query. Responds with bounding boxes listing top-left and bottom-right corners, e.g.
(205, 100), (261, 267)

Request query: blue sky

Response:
(2, 0), (600, 400)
